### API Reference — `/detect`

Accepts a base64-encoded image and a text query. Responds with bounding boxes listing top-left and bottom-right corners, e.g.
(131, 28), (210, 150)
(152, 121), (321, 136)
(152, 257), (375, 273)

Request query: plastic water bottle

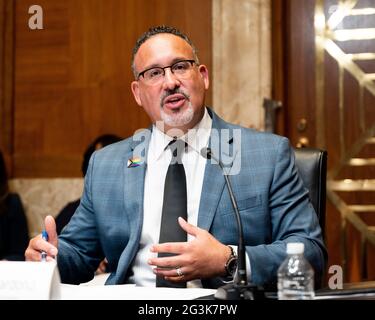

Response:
(277, 242), (315, 300)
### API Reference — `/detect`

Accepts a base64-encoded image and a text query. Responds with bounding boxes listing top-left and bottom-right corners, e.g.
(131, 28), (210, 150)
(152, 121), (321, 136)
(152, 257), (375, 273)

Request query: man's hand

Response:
(148, 217), (231, 282)
(96, 258), (108, 274)
(25, 215), (58, 261)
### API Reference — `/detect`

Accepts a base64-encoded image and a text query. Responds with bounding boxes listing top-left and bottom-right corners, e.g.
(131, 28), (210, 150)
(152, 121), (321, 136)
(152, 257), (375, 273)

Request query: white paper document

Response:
(0, 261), (61, 300)
(61, 283), (216, 300)
(0, 262), (215, 300)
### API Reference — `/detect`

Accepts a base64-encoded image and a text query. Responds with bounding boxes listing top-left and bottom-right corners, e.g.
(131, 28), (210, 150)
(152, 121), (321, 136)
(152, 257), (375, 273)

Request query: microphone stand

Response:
(202, 148), (264, 300)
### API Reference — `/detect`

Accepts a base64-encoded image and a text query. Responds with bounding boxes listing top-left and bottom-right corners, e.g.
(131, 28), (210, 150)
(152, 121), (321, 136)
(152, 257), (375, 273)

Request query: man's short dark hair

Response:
(131, 25), (199, 78)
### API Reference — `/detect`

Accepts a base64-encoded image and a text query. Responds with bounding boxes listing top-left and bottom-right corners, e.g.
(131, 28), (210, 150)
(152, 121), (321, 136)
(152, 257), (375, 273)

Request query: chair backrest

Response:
(294, 148), (327, 236)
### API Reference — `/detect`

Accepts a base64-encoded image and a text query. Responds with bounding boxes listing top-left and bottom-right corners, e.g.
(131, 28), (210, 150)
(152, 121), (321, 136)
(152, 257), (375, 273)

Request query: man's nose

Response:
(162, 68), (180, 91)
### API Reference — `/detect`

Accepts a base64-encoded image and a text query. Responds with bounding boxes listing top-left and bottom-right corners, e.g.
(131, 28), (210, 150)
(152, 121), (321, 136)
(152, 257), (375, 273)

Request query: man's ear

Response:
(198, 65), (210, 90)
(131, 81), (142, 106)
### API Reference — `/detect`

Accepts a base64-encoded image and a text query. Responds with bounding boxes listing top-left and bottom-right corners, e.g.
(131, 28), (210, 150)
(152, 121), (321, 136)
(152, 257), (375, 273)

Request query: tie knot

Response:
(167, 139), (186, 163)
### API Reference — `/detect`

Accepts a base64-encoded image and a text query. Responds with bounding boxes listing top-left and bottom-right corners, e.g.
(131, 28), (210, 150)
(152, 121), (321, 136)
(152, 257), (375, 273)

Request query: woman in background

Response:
(0, 151), (29, 260)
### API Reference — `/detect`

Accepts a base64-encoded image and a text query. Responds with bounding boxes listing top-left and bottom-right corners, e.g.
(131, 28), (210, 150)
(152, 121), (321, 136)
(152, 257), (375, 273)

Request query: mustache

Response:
(160, 89), (190, 105)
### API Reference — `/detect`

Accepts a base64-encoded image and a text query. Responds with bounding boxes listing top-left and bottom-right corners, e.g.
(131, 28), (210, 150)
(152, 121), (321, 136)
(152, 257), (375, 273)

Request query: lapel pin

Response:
(127, 157), (142, 168)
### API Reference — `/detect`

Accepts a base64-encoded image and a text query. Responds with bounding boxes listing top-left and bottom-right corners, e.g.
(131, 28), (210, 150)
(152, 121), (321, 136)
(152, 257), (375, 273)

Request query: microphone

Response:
(200, 147), (264, 300)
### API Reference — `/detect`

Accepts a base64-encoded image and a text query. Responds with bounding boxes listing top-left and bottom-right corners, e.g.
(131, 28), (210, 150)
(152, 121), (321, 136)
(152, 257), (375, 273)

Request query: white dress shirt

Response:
(129, 108), (212, 287)
(128, 108), (251, 287)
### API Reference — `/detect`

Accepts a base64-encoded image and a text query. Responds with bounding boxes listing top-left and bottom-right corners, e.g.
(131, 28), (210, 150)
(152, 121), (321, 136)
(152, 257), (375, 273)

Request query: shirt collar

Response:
(149, 108), (212, 162)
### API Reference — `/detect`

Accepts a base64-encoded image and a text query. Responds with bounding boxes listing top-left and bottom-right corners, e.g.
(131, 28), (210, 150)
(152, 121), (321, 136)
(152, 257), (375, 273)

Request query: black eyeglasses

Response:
(137, 60), (196, 84)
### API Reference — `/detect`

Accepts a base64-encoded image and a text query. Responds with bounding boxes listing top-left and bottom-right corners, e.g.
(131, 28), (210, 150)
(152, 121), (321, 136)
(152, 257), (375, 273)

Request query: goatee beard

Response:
(160, 101), (194, 127)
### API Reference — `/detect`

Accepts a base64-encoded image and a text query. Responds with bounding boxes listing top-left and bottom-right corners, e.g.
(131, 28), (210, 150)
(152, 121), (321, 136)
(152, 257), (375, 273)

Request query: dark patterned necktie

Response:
(156, 139), (187, 288)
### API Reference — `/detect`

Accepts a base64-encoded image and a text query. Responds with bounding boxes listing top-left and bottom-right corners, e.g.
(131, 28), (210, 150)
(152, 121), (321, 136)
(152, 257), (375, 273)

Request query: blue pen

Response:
(41, 230), (48, 262)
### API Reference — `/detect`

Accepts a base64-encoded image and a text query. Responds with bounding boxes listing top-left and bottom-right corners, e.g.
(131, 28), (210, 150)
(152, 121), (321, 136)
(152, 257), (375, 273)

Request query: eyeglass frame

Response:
(136, 59), (197, 82)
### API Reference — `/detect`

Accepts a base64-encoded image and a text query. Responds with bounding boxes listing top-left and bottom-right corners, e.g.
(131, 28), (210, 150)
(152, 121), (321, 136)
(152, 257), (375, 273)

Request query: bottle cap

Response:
(286, 242), (304, 254)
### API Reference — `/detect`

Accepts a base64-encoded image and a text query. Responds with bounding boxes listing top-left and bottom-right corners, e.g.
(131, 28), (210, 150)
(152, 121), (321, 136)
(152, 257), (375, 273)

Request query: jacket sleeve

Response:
(57, 152), (104, 284)
(247, 137), (327, 288)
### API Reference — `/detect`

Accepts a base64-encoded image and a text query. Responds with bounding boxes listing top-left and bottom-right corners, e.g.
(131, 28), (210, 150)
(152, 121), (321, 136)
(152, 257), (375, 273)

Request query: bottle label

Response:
(281, 279), (304, 290)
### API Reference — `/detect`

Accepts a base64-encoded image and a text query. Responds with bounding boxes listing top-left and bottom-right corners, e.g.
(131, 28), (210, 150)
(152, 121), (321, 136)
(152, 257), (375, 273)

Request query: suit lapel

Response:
(116, 129), (151, 281)
(123, 157), (146, 241)
(197, 157), (226, 230)
(125, 129), (151, 238)
(198, 110), (237, 231)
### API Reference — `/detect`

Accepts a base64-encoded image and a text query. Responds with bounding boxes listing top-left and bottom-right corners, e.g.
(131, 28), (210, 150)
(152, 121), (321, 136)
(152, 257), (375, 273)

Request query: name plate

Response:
(0, 261), (61, 300)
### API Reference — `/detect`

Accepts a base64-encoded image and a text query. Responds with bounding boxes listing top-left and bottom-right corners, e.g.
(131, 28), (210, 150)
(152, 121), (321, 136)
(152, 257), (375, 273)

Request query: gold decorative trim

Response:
(350, 8), (375, 16)
(329, 28), (375, 41)
(324, 40), (375, 96)
(349, 53), (375, 60)
(328, 190), (375, 265)
(348, 205), (375, 212)
(348, 158), (375, 166)
(327, 0), (357, 30)
(328, 179), (375, 191)
(328, 125), (375, 179)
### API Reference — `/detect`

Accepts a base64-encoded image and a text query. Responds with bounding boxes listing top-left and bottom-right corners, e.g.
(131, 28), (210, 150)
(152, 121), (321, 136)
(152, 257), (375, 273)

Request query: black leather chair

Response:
(294, 148), (327, 237)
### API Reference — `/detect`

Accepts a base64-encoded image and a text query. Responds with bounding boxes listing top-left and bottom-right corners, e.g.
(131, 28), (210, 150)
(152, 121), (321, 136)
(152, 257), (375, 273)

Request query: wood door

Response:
(273, 0), (375, 283)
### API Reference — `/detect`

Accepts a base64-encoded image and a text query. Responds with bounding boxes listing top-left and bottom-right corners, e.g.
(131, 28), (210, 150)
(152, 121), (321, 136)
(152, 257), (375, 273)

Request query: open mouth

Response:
(163, 93), (187, 110)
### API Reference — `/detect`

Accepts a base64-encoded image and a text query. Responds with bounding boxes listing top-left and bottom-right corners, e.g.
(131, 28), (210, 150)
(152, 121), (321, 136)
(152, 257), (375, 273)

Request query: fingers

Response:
(25, 233), (58, 261)
(45, 215), (58, 247)
(97, 259), (108, 273)
(154, 267), (189, 282)
(178, 217), (199, 237)
(25, 245), (42, 261)
(148, 253), (187, 269)
(149, 220), (212, 283)
(153, 266), (187, 277)
(151, 241), (186, 255)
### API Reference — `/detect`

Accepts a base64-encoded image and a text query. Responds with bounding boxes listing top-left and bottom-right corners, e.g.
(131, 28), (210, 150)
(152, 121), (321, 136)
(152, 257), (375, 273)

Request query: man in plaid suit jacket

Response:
(26, 26), (326, 289)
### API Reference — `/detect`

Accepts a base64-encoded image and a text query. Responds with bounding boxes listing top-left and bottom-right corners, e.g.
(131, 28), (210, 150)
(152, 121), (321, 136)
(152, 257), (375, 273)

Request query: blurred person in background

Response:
(0, 150), (29, 261)
(55, 134), (122, 273)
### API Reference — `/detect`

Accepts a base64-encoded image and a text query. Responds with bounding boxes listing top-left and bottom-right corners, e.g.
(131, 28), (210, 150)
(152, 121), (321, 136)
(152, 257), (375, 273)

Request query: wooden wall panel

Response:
(0, 0), (14, 175)
(285, 0), (317, 147)
(12, 0), (212, 177)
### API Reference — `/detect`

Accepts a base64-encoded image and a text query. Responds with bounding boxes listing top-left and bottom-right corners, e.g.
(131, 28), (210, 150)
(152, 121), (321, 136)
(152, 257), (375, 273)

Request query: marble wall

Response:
(9, 179), (84, 237)
(212, 0), (271, 130)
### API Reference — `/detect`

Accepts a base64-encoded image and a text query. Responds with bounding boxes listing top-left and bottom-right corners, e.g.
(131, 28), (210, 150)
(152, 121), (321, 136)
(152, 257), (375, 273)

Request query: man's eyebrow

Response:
(141, 63), (160, 71)
(141, 57), (194, 71)
(169, 57), (194, 64)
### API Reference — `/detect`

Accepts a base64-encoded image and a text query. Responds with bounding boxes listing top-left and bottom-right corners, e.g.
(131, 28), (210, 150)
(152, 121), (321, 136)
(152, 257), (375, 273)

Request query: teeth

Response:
(168, 98), (181, 102)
